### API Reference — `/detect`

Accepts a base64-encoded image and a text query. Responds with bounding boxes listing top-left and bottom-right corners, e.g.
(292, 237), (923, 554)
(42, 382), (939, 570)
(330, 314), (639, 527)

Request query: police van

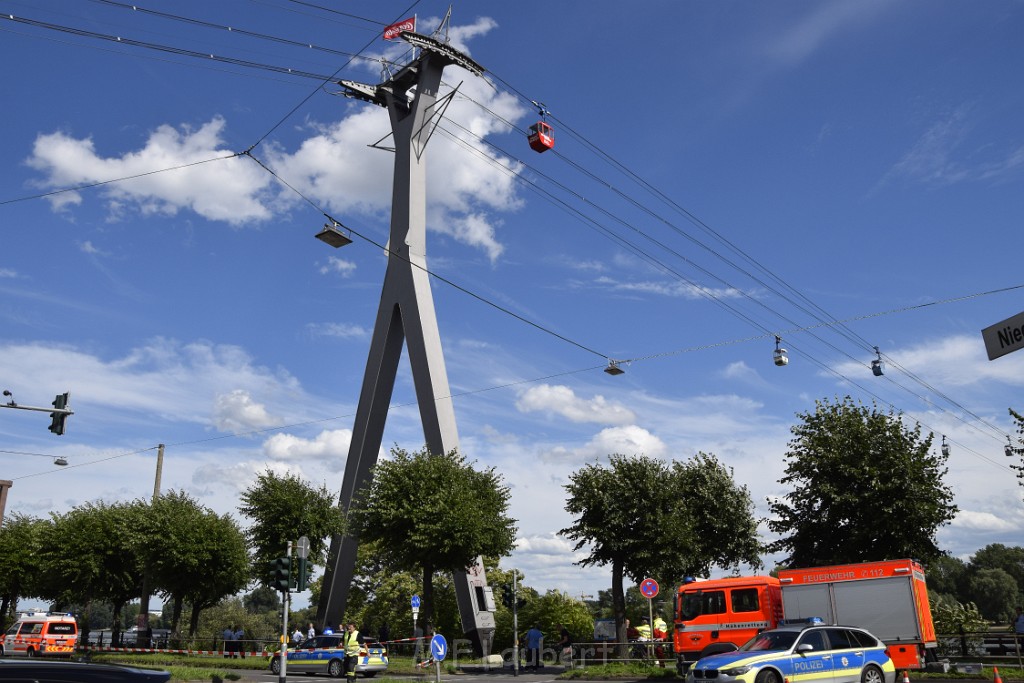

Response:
(1, 612), (78, 657)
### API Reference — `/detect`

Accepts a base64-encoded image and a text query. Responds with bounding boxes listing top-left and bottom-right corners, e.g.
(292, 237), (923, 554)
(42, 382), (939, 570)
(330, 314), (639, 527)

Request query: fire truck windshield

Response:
(680, 590), (726, 621)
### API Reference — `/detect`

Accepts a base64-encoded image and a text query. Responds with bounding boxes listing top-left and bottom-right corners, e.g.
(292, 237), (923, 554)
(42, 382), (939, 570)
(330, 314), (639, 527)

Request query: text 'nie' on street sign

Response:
(982, 310), (1024, 360)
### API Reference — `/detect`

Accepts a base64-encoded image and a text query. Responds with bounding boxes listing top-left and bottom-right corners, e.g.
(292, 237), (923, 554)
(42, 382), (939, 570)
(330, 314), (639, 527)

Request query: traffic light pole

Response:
(1, 392), (73, 435)
(279, 540), (292, 683)
(512, 572), (520, 676)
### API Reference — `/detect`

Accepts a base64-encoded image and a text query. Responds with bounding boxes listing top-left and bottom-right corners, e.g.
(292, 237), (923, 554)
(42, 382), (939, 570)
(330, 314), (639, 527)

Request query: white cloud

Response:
(26, 118), (275, 223)
(319, 256), (357, 277)
(0, 338), (304, 428)
(307, 322), (369, 340)
(763, 0), (891, 68)
(950, 509), (1018, 533)
(590, 275), (746, 300)
(516, 384), (635, 425)
(722, 360), (763, 383)
(545, 425), (668, 464)
(262, 428), (352, 464)
(0, 268), (16, 278)
(79, 241), (101, 255)
(213, 389), (280, 434)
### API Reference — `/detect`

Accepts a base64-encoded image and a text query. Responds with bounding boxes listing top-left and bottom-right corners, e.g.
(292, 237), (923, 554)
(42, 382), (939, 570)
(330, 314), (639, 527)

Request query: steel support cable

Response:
(437, 116), (907, 377)
(240, 151), (612, 361)
(446, 89), (1021, 444)
(0, 153), (241, 207)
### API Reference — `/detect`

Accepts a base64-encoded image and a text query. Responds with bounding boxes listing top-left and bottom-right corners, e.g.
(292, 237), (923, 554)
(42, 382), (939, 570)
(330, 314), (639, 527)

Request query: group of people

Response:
(221, 624), (247, 658)
(523, 623), (573, 669)
(626, 615), (668, 640)
(287, 621), (363, 680)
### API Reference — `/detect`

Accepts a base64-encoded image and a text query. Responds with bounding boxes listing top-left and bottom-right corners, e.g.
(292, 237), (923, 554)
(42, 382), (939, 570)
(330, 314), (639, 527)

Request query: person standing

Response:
(308, 622), (317, 640)
(222, 625), (235, 658)
(1014, 607), (1024, 637)
(557, 623), (572, 664)
(292, 627), (304, 645)
(525, 624), (544, 670)
(343, 622), (361, 681)
(235, 625), (246, 658)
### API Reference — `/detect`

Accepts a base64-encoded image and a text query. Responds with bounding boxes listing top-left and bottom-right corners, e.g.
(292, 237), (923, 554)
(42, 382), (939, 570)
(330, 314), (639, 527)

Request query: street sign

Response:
(431, 633), (448, 661)
(411, 594), (421, 608)
(640, 578), (659, 598)
(982, 310), (1024, 360)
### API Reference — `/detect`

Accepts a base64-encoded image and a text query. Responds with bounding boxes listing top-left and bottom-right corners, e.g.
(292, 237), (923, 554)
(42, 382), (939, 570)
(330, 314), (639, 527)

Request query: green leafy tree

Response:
(561, 453), (761, 649)
(350, 446), (516, 635)
(767, 397), (957, 566)
(180, 510), (250, 636)
(238, 470), (345, 588)
(965, 567), (1018, 623)
(970, 544), (1024, 600)
(926, 554), (968, 600)
(930, 595), (986, 657)
(36, 501), (143, 645)
(244, 585), (282, 614)
(0, 514), (45, 628)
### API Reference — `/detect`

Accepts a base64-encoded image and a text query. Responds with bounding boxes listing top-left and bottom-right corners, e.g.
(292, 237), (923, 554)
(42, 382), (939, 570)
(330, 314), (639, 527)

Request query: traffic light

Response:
(269, 556), (292, 592)
(296, 557), (308, 592)
(501, 584), (513, 608)
(48, 392), (70, 436)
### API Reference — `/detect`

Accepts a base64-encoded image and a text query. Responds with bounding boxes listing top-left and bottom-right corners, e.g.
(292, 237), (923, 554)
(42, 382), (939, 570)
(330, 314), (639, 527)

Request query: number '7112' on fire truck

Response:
(673, 559), (936, 675)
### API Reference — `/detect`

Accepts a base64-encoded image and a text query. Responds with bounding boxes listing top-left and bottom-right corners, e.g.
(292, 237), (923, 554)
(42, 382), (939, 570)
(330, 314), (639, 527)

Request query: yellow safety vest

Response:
(344, 629), (361, 656)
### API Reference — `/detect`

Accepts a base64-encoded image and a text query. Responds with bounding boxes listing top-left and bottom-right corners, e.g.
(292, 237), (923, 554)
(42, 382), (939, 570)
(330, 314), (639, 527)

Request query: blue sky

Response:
(2, 0), (1024, 609)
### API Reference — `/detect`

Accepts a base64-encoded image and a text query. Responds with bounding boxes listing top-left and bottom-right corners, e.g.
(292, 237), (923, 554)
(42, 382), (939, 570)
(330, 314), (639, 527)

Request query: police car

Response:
(268, 635), (388, 678)
(687, 621), (896, 683)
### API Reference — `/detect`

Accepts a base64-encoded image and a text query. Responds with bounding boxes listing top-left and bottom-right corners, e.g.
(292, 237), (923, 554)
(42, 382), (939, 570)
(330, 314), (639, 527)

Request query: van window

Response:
(5, 624), (17, 636)
(26, 623), (44, 635)
(680, 590), (726, 620)
(48, 623), (76, 635)
(731, 588), (760, 613)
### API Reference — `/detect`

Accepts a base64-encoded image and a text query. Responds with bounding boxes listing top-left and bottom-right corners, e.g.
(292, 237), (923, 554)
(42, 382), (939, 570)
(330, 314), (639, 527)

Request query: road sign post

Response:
(640, 578), (659, 662)
(431, 633), (448, 683)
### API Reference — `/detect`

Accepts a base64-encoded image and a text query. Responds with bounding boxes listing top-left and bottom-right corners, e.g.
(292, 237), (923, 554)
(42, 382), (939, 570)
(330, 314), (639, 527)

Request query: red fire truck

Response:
(673, 559), (936, 674)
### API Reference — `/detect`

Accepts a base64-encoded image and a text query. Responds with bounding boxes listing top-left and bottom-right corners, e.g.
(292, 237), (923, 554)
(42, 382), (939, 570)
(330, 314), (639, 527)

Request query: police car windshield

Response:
(739, 631), (799, 652)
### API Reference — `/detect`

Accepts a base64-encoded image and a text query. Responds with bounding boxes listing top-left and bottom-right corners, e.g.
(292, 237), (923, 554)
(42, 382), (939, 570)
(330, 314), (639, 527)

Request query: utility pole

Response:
(316, 30), (496, 654)
(0, 480), (12, 529)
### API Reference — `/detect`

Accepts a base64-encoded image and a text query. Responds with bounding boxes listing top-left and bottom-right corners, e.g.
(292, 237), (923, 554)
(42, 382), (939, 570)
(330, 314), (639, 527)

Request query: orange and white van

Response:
(1, 612), (78, 657)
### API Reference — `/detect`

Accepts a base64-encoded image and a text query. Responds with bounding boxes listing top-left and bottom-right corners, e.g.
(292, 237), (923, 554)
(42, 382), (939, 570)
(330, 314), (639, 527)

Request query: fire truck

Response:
(673, 559), (936, 674)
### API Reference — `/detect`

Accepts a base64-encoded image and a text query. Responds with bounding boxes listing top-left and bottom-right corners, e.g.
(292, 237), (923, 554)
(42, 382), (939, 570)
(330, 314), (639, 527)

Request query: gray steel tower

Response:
(316, 32), (495, 653)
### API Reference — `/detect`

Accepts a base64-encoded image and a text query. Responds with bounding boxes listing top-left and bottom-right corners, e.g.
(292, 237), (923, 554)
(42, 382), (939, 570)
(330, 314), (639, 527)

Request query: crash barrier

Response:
(936, 631), (1024, 663)
(82, 643), (270, 657)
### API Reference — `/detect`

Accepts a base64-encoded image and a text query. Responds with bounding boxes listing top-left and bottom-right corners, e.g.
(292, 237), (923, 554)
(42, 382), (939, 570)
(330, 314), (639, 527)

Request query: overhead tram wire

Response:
(442, 81), (1022, 447)
(11, 284), (1020, 483)
(240, 150), (613, 361)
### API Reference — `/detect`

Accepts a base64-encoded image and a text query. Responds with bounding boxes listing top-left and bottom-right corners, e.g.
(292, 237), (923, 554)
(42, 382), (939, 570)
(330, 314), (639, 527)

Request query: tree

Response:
(238, 470), (345, 587)
(925, 554), (968, 600)
(180, 510), (250, 636)
(965, 568), (1018, 623)
(560, 453), (761, 649)
(36, 502), (144, 645)
(350, 446), (517, 634)
(0, 514), (45, 628)
(767, 397), (957, 566)
(244, 585), (282, 614)
(969, 544), (1024, 600)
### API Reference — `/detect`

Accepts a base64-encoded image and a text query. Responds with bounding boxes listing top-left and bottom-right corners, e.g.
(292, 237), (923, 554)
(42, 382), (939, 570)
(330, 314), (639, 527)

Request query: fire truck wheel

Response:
(861, 665), (884, 683)
(27, 648), (37, 658)
(755, 668), (782, 683)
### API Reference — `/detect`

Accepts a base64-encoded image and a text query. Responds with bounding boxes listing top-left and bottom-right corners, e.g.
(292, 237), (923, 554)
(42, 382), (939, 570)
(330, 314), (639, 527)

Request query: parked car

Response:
(0, 659), (170, 681)
(269, 634), (388, 678)
(687, 622), (896, 683)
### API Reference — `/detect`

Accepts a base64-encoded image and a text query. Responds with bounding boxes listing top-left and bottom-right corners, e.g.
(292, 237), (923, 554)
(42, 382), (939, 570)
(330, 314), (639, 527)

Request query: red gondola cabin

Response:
(528, 121), (554, 153)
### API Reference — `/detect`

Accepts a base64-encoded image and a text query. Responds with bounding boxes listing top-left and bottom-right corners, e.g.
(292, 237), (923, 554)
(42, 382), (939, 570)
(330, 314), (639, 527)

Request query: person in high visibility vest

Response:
(343, 622), (361, 681)
(636, 617), (652, 640)
(653, 616), (668, 640)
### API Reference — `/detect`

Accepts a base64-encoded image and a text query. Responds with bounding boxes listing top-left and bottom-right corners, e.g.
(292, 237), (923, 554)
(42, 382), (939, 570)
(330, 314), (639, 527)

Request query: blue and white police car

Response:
(269, 635), (388, 678)
(687, 621), (896, 683)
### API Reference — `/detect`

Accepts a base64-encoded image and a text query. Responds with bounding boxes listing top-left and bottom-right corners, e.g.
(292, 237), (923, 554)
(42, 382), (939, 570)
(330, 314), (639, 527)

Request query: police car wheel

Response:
(861, 665), (884, 683)
(328, 658), (344, 677)
(270, 657), (281, 674)
(755, 668), (781, 683)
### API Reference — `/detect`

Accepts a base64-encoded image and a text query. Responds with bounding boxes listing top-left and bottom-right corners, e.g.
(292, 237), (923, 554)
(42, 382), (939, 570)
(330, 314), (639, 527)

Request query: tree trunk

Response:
(422, 564), (434, 636)
(170, 595), (184, 636)
(111, 600), (124, 646)
(188, 603), (202, 636)
(613, 559), (627, 659)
